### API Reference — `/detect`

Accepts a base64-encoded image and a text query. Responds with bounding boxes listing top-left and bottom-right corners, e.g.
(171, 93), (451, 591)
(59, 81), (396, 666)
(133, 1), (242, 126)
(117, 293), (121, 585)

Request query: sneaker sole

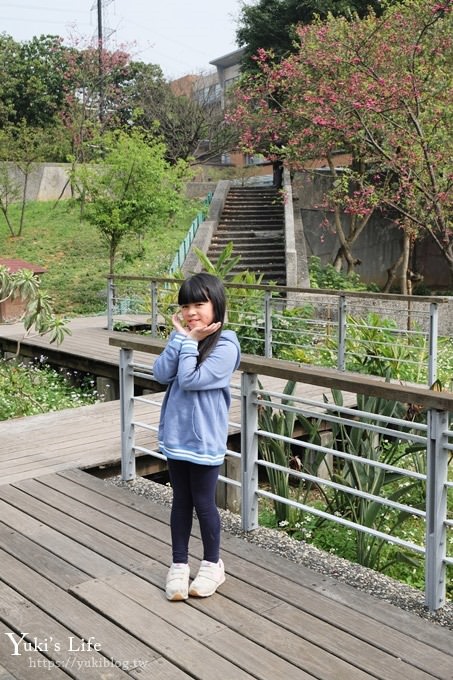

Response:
(166, 591), (188, 601)
(188, 574), (226, 598)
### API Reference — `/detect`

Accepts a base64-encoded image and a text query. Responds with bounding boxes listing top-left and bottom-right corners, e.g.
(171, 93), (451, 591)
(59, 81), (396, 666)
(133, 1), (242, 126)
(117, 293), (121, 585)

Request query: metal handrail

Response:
(106, 275), (450, 387)
(111, 334), (453, 612)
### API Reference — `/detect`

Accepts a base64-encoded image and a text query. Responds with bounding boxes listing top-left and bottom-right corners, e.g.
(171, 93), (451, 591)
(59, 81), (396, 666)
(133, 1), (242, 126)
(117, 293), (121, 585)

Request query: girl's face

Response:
(180, 299), (215, 330)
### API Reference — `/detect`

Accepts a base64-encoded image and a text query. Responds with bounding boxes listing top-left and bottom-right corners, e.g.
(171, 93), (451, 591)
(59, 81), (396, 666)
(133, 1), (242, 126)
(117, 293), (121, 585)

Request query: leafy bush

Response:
(309, 255), (377, 291)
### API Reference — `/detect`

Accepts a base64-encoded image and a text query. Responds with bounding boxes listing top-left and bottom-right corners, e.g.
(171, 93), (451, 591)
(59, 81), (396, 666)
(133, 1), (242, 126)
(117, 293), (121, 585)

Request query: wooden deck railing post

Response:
(425, 408), (449, 610)
(241, 371), (259, 531)
(119, 348), (135, 481)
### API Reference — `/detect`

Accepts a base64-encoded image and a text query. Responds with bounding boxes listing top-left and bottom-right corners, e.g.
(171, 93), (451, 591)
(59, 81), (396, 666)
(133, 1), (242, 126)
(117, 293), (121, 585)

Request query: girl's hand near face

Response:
(188, 321), (221, 342)
(172, 313), (188, 335)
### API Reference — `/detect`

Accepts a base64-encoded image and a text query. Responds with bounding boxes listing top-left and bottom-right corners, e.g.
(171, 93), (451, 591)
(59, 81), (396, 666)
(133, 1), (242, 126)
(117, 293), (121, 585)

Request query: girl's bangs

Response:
(178, 279), (210, 305)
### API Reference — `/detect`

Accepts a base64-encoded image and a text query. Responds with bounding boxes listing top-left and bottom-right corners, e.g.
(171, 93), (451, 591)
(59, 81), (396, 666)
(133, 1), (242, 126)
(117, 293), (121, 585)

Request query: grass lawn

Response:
(0, 198), (206, 315)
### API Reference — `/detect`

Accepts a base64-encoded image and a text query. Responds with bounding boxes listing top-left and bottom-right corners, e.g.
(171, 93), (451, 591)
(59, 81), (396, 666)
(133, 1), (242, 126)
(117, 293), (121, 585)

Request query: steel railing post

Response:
(425, 408), (448, 610)
(428, 302), (438, 387)
(241, 372), (259, 531)
(107, 278), (114, 331)
(264, 291), (273, 358)
(337, 294), (347, 371)
(151, 281), (158, 337)
(120, 348), (135, 481)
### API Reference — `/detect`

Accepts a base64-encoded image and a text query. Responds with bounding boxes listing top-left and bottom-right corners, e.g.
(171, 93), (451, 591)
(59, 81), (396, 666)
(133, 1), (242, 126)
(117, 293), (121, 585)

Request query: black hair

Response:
(178, 273), (226, 364)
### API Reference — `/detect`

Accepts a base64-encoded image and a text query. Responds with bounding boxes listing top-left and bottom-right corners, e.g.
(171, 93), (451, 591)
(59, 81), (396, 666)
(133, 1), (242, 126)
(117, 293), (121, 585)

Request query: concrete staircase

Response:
(207, 186), (286, 285)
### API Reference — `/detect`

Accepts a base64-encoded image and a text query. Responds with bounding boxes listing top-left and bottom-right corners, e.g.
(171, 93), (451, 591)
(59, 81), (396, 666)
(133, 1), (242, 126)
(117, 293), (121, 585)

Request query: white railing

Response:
(110, 334), (453, 612)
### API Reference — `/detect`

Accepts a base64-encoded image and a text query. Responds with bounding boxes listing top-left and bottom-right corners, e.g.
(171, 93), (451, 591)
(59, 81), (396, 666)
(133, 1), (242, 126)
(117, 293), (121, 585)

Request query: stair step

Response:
(204, 183), (286, 286)
(222, 210), (283, 216)
(227, 264), (286, 274)
(218, 219), (283, 225)
(210, 238), (284, 248)
(211, 252), (285, 261)
(223, 202), (283, 208)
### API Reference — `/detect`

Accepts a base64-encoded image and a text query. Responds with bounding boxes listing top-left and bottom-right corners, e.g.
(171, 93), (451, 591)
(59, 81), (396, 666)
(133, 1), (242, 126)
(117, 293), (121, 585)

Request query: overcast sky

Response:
(0, 0), (244, 79)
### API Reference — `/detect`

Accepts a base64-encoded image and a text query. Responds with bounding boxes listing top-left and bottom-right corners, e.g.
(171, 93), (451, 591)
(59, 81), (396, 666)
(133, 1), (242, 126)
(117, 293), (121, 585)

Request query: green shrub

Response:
(0, 359), (100, 420)
(309, 255), (377, 291)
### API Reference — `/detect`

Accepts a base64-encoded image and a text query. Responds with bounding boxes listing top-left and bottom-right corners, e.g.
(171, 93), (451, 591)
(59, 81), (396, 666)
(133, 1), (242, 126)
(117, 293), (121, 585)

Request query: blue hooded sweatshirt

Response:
(152, 330), (241, 466)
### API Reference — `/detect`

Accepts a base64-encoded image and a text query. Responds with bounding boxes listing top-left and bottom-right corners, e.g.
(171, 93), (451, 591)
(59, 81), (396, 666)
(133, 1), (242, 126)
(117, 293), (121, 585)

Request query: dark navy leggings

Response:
(167, 459), (221, 564)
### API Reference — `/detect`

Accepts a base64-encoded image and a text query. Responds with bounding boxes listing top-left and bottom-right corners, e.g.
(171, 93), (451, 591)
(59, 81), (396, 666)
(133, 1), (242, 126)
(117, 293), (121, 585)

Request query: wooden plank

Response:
(219, 554), (453, 679)
(70, 578), (284, 680)
(36, 472), (453, 680)
(32, 474), (173, 544)
(110, 334), (453, 410)
(99, 570), (388, 680)
(0, 667), (17, 680)
(57, 471), (453, 660)
(0, 397), (161, 484)
(0, 625), (68, 680)
(220, 531), (453, 656)
(187, 590), (435, 680)
(0, 582), (131, 680)
(57, 471), (453, 649)
(0, 523), (90, 589)
(0, 664), (16, 680)
(0, 490), (152, 576)
(0, 469), (450, 680)
(0, 550), (189, 680)
(0, 500), (125, 578)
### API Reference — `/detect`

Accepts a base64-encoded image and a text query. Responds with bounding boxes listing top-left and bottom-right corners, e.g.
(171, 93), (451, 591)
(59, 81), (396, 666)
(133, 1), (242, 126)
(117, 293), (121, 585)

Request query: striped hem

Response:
(159, 442), (224, 466)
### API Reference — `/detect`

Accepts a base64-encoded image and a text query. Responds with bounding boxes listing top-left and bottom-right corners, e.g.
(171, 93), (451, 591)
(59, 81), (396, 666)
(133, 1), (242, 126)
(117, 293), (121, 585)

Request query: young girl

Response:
(152, 273), (241, 601)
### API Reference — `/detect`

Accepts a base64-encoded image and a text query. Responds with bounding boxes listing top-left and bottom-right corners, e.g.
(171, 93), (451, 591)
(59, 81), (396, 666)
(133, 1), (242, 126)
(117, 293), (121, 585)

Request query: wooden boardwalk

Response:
(1, 316), (452, 679)
(0, 468), (452, 680)
(0, 316), (157, 391)
(0, 315), (354, 483)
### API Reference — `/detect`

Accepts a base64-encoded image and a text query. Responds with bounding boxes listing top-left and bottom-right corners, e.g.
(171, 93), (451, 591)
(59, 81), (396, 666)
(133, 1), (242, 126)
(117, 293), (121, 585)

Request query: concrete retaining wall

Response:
(293, 170), (451, 290)
(4, 162), (218, 203)
(6, 162), (72, 201)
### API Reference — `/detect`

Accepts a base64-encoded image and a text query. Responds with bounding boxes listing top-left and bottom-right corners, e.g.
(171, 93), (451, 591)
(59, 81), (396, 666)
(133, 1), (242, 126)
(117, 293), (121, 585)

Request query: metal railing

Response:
(110, 334), (453, 612)
(107, 276), (451, 387)
(168, 193), (213, 275)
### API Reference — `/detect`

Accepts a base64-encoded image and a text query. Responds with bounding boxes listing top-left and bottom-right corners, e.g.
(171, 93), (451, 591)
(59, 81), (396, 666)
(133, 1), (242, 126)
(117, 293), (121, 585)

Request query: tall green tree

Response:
(0, 34), (68, 128)
(236, 0), (389, 71)
(76, 129), (190, 274)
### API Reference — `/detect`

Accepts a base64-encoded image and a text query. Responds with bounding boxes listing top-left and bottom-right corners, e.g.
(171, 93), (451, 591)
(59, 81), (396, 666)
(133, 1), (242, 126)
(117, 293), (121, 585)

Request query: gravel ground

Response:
(108, 474), (453, 630)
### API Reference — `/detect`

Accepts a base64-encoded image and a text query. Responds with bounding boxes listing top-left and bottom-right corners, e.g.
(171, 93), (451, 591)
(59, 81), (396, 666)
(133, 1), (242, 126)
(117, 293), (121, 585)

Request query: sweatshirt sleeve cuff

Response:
(170, 332), (186, 349)
(180, 338), (199, 354)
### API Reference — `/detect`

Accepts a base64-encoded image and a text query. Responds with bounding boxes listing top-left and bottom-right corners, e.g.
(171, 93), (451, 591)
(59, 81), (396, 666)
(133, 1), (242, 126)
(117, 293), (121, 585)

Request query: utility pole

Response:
(97, 0), (104, 124)
(92, 0), (114, 125)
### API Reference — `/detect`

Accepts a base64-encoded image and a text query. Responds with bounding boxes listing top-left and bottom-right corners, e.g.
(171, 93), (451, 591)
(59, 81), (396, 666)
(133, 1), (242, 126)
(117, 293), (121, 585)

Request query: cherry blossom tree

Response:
(60, 39), (131, 163)
(229, 0), (453, 290)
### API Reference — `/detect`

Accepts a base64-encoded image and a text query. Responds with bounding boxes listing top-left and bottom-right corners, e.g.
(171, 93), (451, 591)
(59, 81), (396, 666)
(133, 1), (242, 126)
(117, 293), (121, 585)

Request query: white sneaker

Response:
(165, 563), (190, 601)
(188, 559), (225, 598)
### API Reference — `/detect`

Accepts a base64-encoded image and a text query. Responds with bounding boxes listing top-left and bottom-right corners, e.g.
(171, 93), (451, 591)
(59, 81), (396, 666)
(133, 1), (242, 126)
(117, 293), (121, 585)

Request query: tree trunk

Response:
(0, 206), (17, 237)
(18, 169), (29, 237)
(398, 232), (411, 295)
(383, 251), (405, 292)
